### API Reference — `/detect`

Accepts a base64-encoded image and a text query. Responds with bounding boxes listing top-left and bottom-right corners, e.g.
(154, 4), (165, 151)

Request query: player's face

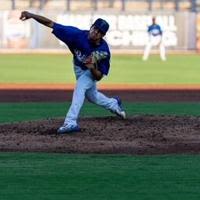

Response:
(89, 26), (105, 43)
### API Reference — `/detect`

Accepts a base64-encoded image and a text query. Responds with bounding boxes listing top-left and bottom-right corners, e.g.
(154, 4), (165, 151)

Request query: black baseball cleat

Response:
(113, 97), (126, 119)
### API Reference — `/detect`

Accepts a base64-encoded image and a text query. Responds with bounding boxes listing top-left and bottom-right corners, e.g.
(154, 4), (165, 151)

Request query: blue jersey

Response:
(52, 23), (110, 75)
(148, 24), (162, 36)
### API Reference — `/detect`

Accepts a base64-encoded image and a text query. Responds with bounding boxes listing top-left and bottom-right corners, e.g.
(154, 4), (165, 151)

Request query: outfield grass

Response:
(1, 102), (200, 123)
(0, 153), (200, 200)
(0, 54), (200, 84)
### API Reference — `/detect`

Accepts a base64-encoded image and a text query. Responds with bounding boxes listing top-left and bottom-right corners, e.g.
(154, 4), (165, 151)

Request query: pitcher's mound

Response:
(1, 116), (200, 155)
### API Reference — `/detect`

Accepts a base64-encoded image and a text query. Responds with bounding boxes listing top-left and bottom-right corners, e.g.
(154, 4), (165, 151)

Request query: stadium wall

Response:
(0, 10), (197, 52)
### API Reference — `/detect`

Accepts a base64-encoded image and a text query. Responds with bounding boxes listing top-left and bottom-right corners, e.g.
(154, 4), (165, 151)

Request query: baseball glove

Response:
(84, 51), (108, 64)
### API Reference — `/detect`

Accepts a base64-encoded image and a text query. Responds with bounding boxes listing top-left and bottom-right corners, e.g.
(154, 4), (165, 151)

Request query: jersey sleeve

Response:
(52, 23), (80, 45)
(98, 57), (110, 75)
(147, 25), (151, 32)
(96, 42), (111, 76)
(158, 25), (163, 35)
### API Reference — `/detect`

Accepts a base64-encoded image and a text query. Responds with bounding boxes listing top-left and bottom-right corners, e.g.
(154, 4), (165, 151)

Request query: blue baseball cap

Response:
(92, 18), (109, 34)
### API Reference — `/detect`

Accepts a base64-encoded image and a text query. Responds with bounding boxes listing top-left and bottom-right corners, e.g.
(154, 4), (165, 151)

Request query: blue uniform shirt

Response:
(148, 24), (162, 36)
(52, 23), (110, 75)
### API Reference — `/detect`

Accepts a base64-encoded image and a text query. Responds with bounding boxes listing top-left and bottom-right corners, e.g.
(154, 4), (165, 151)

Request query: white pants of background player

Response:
(63, 65), (120, 127)
(143, 35), (166, 61)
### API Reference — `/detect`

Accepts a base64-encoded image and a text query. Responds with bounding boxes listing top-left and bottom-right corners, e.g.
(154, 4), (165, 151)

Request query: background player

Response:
(20, 11), (126, 134)
(143, 17), (166, 61)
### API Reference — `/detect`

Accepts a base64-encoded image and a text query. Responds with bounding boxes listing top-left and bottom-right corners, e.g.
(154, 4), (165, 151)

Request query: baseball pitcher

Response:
(20, 11), (126, 134)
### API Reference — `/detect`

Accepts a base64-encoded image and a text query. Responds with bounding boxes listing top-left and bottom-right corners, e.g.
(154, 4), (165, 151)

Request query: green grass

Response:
(0, 54), (200, 84)
(1, 102), (200, 123)
(0, 54), (75, 83)
(1, 153), (200, 200)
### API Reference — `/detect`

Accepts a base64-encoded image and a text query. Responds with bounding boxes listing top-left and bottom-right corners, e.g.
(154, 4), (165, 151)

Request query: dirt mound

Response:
(1, 116), (200, 155)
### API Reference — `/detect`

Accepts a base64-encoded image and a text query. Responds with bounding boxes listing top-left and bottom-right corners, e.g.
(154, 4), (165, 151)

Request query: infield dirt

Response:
(1, 88), (200, 155)
(1, 116), (200, 155)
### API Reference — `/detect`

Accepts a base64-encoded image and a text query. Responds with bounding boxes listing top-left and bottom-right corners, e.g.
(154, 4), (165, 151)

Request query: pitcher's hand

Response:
(20, 11), (32, 21)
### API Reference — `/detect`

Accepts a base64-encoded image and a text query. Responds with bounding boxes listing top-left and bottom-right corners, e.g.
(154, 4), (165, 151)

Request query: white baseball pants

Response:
(63, 65), (119, 126)
(143, 35), (166, 61)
